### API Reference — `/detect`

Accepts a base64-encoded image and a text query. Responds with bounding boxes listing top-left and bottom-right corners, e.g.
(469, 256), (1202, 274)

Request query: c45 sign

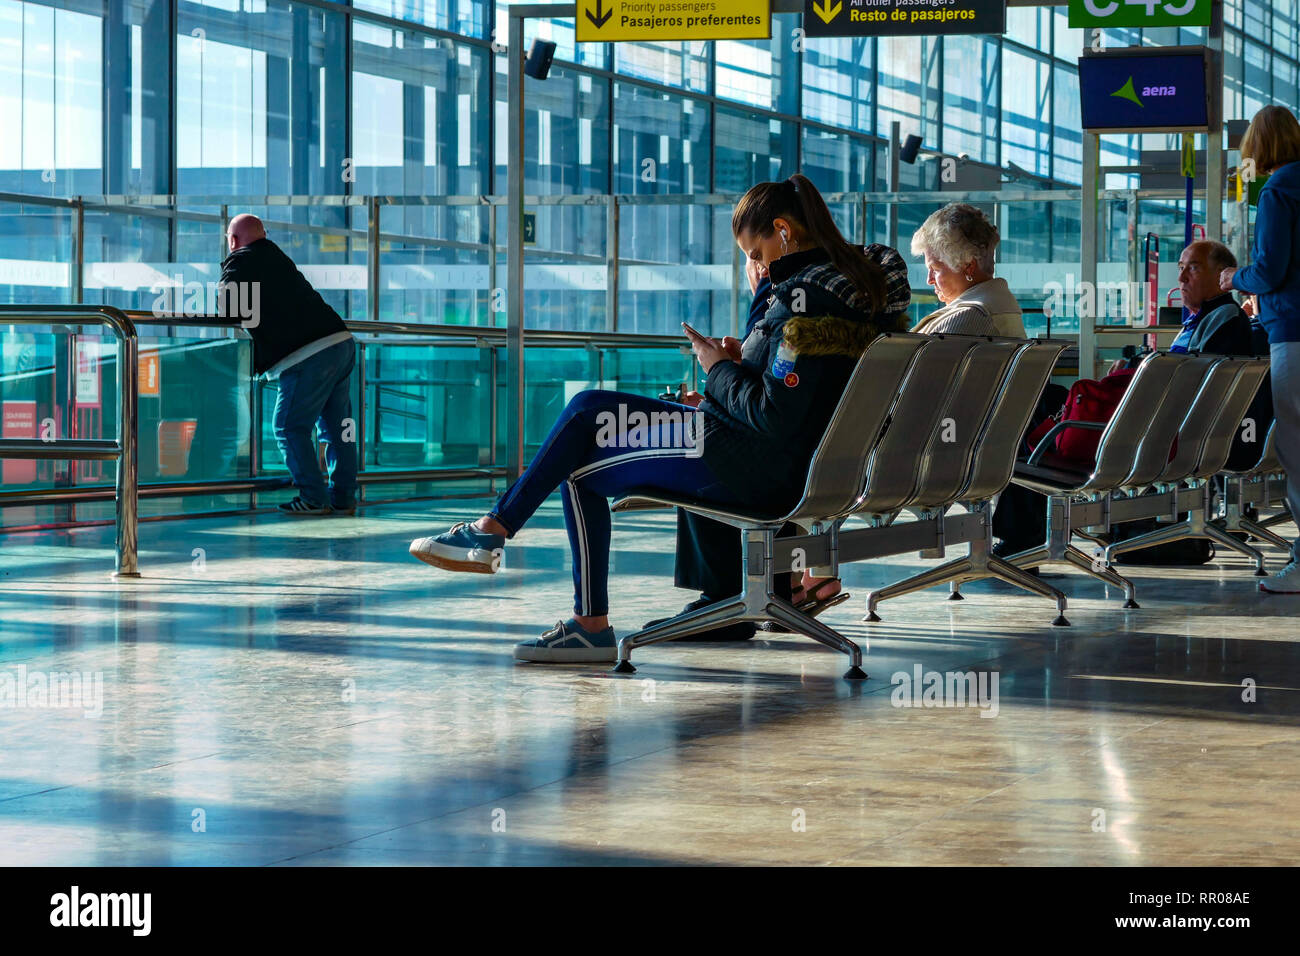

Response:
(1069, 0), (1212, 28)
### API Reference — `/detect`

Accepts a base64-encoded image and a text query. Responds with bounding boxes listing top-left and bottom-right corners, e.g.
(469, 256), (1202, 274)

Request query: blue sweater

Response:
(1232, 160), (1300, 344)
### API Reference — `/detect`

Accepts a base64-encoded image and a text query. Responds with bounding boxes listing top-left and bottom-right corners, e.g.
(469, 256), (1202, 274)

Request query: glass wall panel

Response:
(877, 35), (940, 152)
(615, 41), (708, 93)
(714, 109), (795, 194)
(493, 63), (610, 195)
(0, 0), (105, 196)
(0, 202), (73, 305)
(802, 35), (873, 134)
(177, 0), (348, 201)
(715, 14), (800, 115)
(1001, 48), (1051, 178)
(942, 36), (999, 164)
(353, 0), (488, 38)
(802, 127), (870, 194)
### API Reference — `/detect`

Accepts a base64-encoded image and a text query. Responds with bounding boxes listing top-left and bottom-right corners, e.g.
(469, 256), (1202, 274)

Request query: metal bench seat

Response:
(1218, 421), (1292, 550)
(1102, 355), (1272, 571)
(609, 333), (1066, 679)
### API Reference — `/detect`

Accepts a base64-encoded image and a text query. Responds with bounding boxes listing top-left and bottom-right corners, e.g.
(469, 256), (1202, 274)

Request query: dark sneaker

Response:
(279, 496), (330, 515)
(514, 619), (617, 663)
(409, 521), (505, 574)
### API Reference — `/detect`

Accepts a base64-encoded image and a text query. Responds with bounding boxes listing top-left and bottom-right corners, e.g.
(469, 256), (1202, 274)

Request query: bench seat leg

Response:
(765, 597), (866, 680)
(1059, 545), (1140, 608)
(1203, 522), (1267, 575)
(1105, 516), (1267, 576)
(1236, 518), (1292, 551)
(864, 549), (1069, 627)
(614, 526), (865, 680)
(986, 555), (1070, 626)
(863, 555), (977, 622)
(613, 597), (748, 673)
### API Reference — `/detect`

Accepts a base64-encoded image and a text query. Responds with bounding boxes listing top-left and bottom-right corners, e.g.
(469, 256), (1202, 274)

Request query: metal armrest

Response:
(611, 493), (786, 529)
(610, 497), (674, 513)
(1026, 419), (1106, 466)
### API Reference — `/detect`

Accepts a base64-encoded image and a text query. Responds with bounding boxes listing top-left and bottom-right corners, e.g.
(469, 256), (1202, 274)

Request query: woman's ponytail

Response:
(732, 173), (886, 314)
(785, 174), (886, 314)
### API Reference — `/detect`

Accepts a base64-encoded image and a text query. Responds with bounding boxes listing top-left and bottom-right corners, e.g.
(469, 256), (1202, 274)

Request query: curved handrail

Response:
(0, 304), (139, 576)
(123, 311), (690, 350)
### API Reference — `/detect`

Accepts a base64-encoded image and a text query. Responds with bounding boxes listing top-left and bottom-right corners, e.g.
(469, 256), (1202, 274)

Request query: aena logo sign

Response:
(1110, 76), (1178, 107)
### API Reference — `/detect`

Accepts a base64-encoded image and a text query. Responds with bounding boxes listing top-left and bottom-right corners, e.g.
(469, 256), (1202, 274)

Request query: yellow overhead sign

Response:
(576, 0), (771, 43)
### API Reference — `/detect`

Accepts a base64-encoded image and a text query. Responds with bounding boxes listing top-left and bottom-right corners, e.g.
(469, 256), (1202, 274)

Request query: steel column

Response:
(506, 11), (527, 481)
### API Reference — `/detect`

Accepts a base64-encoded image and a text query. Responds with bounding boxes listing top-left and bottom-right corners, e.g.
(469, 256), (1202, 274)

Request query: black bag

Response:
(1109, 516), (1214, 566)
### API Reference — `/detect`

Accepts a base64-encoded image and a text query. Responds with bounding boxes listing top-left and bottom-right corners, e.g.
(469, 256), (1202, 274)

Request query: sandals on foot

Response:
(758, 578), (851, 633)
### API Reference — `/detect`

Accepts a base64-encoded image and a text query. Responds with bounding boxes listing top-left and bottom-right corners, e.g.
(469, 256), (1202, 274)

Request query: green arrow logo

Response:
(1111, 76), (1143, 108)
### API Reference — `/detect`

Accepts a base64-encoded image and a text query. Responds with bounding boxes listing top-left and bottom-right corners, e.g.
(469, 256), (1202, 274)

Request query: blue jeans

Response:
(490, 389), (740, 616)
(272, 340), (357, 508)
(1270, 341), (1300, 558)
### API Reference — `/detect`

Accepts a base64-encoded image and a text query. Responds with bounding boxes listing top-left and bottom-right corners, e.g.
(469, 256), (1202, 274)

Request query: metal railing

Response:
(0, 308), (691, 557)
(0, 304), (139, 576)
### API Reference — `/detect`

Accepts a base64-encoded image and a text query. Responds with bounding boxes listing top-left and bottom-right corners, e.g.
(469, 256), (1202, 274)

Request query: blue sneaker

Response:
(409, 521), (506, 574)
(514, 619), (618, 663)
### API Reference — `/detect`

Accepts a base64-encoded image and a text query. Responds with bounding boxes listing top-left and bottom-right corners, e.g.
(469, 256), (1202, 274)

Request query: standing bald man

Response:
(219, 214), (357, 515)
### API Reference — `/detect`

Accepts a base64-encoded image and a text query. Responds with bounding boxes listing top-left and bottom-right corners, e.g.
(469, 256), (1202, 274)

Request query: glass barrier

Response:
(1, 188), (1220, 343)
(0, 184), (1226, 531)
(1, 321), (693, 531)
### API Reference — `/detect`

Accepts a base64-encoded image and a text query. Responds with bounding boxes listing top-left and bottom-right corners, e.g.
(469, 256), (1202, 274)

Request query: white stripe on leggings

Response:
(569, 445), (696, 482)
(565, 445), (698, 615)
(565, 479), (592, 615)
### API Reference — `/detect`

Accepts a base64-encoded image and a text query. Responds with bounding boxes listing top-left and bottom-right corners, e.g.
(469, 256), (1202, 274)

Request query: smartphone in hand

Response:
(681, 322), (705, 340)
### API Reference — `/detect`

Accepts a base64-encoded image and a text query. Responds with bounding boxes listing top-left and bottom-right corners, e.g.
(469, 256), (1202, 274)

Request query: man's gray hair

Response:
(910, 202), (1000, 275)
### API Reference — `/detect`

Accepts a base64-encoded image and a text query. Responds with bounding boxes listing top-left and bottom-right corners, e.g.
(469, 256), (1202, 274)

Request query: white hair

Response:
(910, 202), (999, 275)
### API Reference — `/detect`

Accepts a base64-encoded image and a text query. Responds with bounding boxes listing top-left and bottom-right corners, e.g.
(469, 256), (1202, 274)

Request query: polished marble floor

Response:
(0, 498), (1297, 866)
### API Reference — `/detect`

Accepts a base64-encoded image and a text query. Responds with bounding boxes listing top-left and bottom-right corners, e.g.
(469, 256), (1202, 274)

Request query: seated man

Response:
(1176, 240), (1255, 354)
(993, 239), (1272, 553)
(1161, 240), (1271, 469)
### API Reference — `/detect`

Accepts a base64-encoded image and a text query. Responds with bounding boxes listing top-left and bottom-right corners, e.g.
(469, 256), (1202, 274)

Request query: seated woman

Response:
(909, 203), (1026, 338)
(408, 173), (906, 663)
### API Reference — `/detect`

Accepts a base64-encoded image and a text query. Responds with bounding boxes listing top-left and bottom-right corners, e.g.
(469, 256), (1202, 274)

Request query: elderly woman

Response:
(909, 202), (1026, 337)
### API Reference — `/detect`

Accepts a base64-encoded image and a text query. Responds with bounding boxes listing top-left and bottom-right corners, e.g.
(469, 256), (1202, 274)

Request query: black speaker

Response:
(899, 134), (923, 164)
(524, 39), (556, 80)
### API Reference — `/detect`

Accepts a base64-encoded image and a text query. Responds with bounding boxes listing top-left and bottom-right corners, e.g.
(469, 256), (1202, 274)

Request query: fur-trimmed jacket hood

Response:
(698, 244), (910, 513)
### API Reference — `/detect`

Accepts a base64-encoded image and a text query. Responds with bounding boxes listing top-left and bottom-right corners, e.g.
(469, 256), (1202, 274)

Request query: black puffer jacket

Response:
(218, 238), (348, 375)
(700, 244), (910, 515)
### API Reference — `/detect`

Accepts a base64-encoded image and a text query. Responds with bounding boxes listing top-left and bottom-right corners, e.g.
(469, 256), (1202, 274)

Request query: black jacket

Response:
(218, 238), (348, 375)
(1184, 294), (1261, 355)
(699, 245), (910, 515)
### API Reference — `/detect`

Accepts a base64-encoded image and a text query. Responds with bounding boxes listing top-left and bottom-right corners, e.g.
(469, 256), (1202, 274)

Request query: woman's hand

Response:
(1220, 267), (1237, 292)
(721, 336), (743, 361)
(679, 390), (704, 408)
(683, 325), (730, 374)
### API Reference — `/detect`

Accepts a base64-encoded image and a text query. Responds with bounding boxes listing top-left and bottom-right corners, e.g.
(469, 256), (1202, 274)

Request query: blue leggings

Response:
(491, 390), (741, 616)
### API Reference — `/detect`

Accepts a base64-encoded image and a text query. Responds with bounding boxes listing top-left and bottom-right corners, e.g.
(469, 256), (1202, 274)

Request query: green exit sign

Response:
(1069, 0), (1212, 29)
